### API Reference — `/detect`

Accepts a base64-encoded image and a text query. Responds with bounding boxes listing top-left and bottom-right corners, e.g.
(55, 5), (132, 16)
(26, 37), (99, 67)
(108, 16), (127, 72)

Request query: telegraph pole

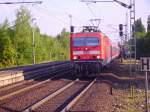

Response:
(129, 0), (136, 73)
(125, 13), (128, 42)
(32, 18), (36, 64)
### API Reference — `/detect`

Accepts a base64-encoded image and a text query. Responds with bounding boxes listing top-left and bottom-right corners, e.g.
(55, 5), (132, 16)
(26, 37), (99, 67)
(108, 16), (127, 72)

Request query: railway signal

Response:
(70, 26), (74, 33)
(119, 24), (123, 36)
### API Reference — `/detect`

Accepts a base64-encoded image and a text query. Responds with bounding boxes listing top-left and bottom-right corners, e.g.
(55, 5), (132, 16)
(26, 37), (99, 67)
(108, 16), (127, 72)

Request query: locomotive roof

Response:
(72, 31), (108, 38)
(71, 25), (109, 37)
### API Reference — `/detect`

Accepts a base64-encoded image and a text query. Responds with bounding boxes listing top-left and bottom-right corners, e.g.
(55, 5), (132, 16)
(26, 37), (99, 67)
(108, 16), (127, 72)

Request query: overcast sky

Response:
(0, 0), (150, 42)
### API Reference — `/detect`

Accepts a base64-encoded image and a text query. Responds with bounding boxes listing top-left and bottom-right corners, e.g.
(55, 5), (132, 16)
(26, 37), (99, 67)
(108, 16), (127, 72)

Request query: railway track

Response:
(0, 76), (96, 112)
(0, 72), (75, 111)
(0, 69), (73, 101)
(0, 67), (73, 98)
(0, 72), (137, 112)
(32, 79), (95, 112)
(0, 60), (138, 112)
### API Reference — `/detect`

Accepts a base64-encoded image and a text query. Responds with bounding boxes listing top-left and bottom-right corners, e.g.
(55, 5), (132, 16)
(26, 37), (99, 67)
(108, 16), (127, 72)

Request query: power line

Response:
(33, 5), (68, 25)
(46, 0), (87, 25)
(0, 1), (42, 4)
(80, 0), (114, 3)
(86, 3), (96, 18)
(81, 0), (131, 9)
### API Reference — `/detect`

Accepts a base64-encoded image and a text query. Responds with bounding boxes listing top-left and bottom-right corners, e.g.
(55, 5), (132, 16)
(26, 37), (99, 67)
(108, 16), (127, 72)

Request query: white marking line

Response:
(0, 74), (63, 101)
(23, 79), (79, 112)
(61, 79), (96, 112)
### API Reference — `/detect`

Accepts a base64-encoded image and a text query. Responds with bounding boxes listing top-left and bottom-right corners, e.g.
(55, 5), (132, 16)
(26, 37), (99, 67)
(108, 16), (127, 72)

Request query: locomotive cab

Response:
(70, 26), (120, 76)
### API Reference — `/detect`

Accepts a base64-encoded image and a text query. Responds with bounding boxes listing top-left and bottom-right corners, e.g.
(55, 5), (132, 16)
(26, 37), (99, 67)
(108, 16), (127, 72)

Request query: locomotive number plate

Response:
(83, 51), (89, 54)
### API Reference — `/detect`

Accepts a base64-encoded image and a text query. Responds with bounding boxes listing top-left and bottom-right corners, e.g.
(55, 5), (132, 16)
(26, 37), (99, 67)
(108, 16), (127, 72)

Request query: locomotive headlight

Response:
(73, 56), (77, 60)
(96, 55), (100, 59)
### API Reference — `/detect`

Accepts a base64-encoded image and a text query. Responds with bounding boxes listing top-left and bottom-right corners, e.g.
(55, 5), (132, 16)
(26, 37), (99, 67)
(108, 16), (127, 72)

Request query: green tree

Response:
(34, 27), (43, 63)
(0, 6), (70, 67)
(143, 32), (150, 56)
(14, 6), (32, 65)
(134, 18), (145, 33)
(132, 18), (146, 58)
(56, 28), (70, 60)
(0, 20), (16, 67)
(147, 15), (150, 32)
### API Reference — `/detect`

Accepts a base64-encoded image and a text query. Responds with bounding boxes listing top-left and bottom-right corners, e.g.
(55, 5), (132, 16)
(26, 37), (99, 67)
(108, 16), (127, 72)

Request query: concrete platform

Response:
(0, 70), (24, 87)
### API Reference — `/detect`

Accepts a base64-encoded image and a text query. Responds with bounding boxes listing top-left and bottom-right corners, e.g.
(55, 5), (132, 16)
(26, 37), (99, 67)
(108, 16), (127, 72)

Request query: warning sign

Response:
(141, 57), (150, 71)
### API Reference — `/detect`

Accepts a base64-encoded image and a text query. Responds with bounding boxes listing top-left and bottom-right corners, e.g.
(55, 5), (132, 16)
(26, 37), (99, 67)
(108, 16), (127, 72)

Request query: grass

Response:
(114, 88), (147, 112)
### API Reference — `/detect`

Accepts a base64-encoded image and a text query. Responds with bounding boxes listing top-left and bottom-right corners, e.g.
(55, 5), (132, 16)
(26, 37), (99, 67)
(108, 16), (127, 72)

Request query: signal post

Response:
(141, 57), (150, 112)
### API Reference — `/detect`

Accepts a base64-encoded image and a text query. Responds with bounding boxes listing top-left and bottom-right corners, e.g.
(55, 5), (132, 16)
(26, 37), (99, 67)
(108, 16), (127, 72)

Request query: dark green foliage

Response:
(147, 15), (150, 32)
(134, 17), (150, 58)
(133, 18), (145, 33)
(142, 32), (150, 56)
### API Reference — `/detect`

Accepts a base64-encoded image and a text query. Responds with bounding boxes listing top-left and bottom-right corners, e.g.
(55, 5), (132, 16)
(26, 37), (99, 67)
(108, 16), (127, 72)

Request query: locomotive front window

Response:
(73, 37), (99, 46)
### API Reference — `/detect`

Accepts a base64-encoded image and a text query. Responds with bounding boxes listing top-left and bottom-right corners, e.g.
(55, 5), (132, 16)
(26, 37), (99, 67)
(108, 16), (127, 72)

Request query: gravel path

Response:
(70, 81), (117, 112)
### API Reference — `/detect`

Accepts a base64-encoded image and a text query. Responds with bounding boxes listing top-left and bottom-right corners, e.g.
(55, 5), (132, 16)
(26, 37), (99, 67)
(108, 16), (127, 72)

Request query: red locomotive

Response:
(70, 26), (120, 75)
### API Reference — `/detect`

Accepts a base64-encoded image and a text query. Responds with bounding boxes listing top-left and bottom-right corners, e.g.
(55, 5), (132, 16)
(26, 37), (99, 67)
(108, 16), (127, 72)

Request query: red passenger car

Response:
(70, 26), (120, 75)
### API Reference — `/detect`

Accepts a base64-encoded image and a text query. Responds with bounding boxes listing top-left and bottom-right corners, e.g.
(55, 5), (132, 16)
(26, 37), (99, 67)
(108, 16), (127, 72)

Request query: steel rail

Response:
(61, 78), (96, 112)
(23, 79), (79, 112)
(0, 67), (73, 92)
(0, 70), (72, 101)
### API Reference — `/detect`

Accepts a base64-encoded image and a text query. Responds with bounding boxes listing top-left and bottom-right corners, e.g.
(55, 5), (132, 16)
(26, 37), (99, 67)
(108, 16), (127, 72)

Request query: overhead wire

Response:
(18, 0), (68, 25)
(45, 0), (88, 26)
(32, 5), (68, 25)
(86, 3), (97, 18)
(84, 3), (100, 27)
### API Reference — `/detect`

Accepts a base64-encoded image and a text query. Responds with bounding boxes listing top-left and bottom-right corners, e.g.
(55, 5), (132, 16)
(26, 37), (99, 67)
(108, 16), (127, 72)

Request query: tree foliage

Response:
(134, 17), (150, 58)
(147, 15), (150, 32)
(14, 6), (32, 65)
(134, 18), (145, 33)
(0, 6), (70, 68)
(0, 20), (16, 67)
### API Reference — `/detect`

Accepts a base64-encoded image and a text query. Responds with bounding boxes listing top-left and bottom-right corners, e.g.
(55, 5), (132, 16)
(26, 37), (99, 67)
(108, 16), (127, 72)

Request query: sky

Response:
(0, 0), (150, 43)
